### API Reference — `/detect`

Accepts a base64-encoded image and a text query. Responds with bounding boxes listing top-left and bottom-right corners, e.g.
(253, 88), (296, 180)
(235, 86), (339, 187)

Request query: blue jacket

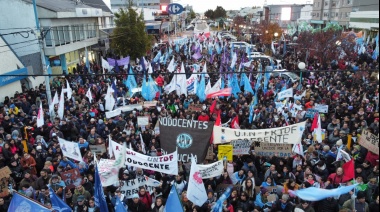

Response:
(58, 159), (78, 169)
(254, 193), (274, 209)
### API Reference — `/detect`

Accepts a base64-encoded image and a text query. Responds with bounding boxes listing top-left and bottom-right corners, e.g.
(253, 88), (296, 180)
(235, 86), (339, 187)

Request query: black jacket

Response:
(316, 198), (340, 212)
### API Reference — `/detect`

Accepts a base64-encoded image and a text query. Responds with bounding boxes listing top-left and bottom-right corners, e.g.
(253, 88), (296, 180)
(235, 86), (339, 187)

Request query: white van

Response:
(231, 42), (255, 50)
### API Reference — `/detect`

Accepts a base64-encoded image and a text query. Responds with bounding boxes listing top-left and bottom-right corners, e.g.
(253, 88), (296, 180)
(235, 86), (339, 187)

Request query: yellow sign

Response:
(218, 145), (233, 161)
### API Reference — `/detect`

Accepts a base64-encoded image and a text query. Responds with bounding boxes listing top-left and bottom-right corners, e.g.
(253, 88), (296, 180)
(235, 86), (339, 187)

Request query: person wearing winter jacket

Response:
(272, 194), (294, 212)
(295, 200), (315, 212)
(316, 196), (339, 212)
(151, 197), (164, 212)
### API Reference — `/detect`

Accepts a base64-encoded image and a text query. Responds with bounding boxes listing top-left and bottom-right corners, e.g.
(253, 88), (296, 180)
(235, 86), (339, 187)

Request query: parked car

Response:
(271, 69), (300, 83)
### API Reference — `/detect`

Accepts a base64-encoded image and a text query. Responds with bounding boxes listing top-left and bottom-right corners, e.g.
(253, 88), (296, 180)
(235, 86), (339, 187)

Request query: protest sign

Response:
(305, 109), (318, 118)
(97, 159), (119, 187)
(159, 118), (214, 163)
(231, 139), (253, 155)
(112, 141), (178, 175)
(213, 122), (306, 145)
(205, 146), (214, 160)
(0, 167), (11, 198)
(314, 104), (329, 113)
(188, 104), (203, 112)
(118, 104), (143, 112)
(142, 101), (157, 108)
(105, 109), (121, 119)
(255, 143), (292, 157)
(137, 117), (149, 126)
(277, 88), (293, 100)
(359, 130), (379, 155)
(218, 145), (233, 161)
(60, 169), (83, 189)
(89, 144), (106, 154)
(119, 176), (161, 198)
(198, 160), (224, 179)
(58, 138), (83, 162)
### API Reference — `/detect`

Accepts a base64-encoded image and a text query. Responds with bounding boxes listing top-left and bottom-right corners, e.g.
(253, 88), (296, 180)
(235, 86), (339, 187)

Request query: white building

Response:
(298, 5), (313, 23)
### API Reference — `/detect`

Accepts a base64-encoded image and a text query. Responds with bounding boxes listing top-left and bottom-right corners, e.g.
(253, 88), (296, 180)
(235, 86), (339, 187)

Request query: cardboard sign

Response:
(232, 139), (253, 155)
(359, 130), (379, 155)
(305, 109), (318, 118)
(205, 145), (214, 160)
(60, 168), (83, 189)
(137, 116), (149, 126)
(188, 104), (203, 112)
(255, 143), (292, 157)
(218, 145), (233, 161)
(0, 167), (11, 180)
(142, 101), (157, 108)
(314, 104), (329, 113)
(89, 144), (106, 154)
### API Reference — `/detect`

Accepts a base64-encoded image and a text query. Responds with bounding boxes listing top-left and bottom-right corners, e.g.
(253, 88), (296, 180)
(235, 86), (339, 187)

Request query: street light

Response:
(274, 32), (279, 38)
(298, 62), (306, 85)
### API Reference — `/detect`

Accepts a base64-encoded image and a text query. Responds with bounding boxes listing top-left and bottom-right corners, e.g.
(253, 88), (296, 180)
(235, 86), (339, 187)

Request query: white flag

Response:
(52, 91), (59, 105)
(37, 102), (44, 128)
(313, 114), (323, 143)
(208, 78), (221, 94)
(57, 91), (65, 119)
(140, 134), (146, 154)
(105, 85), (115, 111)
(86, 88), (93, 103)
(176, 63), (188, 96)
(205, 79), (212, 95)
(102, 58), (112, 70)
(108, 135), (114, 158)
(336, 148), (351, 162)
(230, 52), (237, 69)
(187, 156), (207, 206)
(202, 63), (210, 78)
(167, 58), (175, 73)
(66, 80), (72, 99)
(277, 88), (294, 100)
(58, 138), (84, 162)
(292, 142), (304, 157)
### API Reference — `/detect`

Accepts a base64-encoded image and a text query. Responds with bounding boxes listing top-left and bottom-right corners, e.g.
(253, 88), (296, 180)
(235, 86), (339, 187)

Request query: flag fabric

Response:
(205, 79), (212, 95)
(187, 157), (208, 206)
(125, 67), (137, 94)
(105, 85), (116, 111)
(312, 113), (323, 143)
(288, 184), (357, 201)
(231, 116), (240, 129)
(52, 91), (59, 105)
(86, 88), (93, 103)
(164, 185), (184, 212)
(208, 78), (222, 95)
(57, 91), (65, 119)
(228, 74), (241, 98)
(196, 73), (206, 102)
(342, 159), (355, 182)
(140, 57), (147, 72)
(292, 142), (304, 156)
(8, 192), (50, 212)
(271, 41), (276, 54)
(212, 186), (233, 212)
(176, 63), (188, 97)
(108, 135), (114, 158)
(37, 102), (44, 128)
(115, 196), (127, 212)
(49, 186), (71, 212)
(167, 58), (175, 73)
(242, 73), (254, 95)
(66, 80), (72, 99)
(210, 100), (217, 114)
(94, 164), (109, 212)
(206, 88), (232, 99)
(336, 148), (351, 162)
(102, 58), (112, 71)
(215, 111), (221, 126)
(153, 51), (161, 63)
(58, 138), (84, 162)
(85, 47), (90, 71)
(140, 134), (146, 154)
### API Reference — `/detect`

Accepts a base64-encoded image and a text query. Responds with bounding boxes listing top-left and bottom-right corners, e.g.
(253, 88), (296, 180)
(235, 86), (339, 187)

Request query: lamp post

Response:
(298, 62), (306, 86)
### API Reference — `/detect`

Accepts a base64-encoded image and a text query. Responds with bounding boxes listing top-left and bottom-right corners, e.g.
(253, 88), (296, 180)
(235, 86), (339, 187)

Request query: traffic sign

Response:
(167, 3), (184, 15)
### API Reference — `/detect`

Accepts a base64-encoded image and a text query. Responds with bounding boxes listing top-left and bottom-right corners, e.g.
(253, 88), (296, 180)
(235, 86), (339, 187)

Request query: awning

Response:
(310, 20), (324, 24)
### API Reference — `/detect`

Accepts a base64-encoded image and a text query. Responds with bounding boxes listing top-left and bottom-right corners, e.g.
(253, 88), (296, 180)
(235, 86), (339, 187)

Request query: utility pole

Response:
(32, 0), (52, 106)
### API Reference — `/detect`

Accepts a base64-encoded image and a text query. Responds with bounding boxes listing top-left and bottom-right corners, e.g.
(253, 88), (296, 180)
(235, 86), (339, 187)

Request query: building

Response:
(264, 4), (306, 30)
(349, 0), (379, 39)
(298, 4), (313, 23)
(111, 0), (171, 10)
(311, 0), (353, 28)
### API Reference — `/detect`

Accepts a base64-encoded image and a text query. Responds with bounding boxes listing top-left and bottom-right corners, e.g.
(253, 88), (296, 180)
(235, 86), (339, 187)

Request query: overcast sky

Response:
(178, 0), (312, 13)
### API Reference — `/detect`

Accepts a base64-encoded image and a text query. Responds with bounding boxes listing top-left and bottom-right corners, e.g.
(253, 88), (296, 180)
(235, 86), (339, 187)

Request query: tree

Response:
(256, 22), (283, 45)
(111, 0), (151, 60)
(189, 9), (196, 19)
(232, 15), (246, 36)
(214, 6), (227, 19)
(204, 9), (214, 19)
(296, 28), (356, 66)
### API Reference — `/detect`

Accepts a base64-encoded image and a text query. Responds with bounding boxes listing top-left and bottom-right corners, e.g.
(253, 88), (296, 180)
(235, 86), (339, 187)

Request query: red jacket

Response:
(155, 76), (164, 87)
(139, 192), (152, 209)
(304, 102), (314, 110)
(198, 115), (210, 122)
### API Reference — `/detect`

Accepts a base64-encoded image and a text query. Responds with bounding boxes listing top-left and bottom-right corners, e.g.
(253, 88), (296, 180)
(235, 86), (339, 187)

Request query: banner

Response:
(359, 130), (379, 155)
(89, 144), (106, 154)
(137, 117), (149, 126)
(218, 145), (233, 161)
(314, 104), (329, 113)
(60, 168), (83, 189)
(305, 109), (319, 118)
(58, 138), (84, 162)
(142, 101), (157, 108)
(198, 160), (224, 179)
(277, 88), (293, 100)
(112, 141), (178, 175)
(119, 176), (161, 198)
(188, 104), (203, 112)
(213, 122), (306, 145)
(105, 109), (121, 119)
(255, 143), (292, 157)
(97, 159), (119, 187)
(159, 117), (214, 163)
(9, 192), (50, 212)
(231, 139), (253, 155)
(118, 104), (143, 112)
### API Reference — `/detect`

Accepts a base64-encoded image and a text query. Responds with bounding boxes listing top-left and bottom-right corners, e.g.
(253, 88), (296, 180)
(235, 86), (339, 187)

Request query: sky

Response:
(178, 0), (312, 13)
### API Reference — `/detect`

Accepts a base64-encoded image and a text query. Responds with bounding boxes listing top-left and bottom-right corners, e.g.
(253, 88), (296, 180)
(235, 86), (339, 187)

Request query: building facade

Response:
(298, 5), (313, 23)
(349, 0), (379, 40)
(264, 4), (305, 30)
(311, 0), (353, 28)
(111, 0), (171, 10)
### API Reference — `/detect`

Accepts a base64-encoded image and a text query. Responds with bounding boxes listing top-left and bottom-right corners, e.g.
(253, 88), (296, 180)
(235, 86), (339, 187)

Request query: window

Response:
(64, 26), (70, 44)
(80, 24), (84, 40)
(58, 26), (65, 45)
(346, 12), (350, 18)
(347, 0), (351, 4)
(312, 13), (316, 17)
(318, 2), (320, 7)
(43, 27), (52, 47)
(53, 27), (59, 46)
(317, 13), (320, 17)
(331, 12), (335, 17)
(71, 25), (76, 42)
(324, 12), (329, 17)
(332, 1), (337, 7)
(325, 1), (328, 6)
(336, 12), (339, 17)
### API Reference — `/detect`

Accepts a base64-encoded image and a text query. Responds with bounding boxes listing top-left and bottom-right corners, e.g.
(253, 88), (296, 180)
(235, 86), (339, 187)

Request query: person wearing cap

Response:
(128, 193), (148, 212)
(73, 195), (88, 212)
(343, 190), (369, 212)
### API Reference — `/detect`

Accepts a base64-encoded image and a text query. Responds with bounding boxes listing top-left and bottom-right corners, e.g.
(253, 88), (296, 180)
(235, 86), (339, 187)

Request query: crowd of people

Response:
(0, 31), (378, 212)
